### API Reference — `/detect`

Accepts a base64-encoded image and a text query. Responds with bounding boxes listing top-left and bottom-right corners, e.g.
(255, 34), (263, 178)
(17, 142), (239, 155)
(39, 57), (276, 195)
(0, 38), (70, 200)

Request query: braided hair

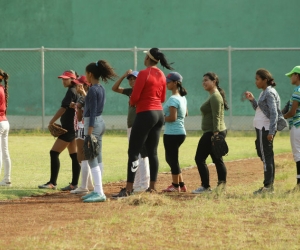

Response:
(0, 69), (9, 109)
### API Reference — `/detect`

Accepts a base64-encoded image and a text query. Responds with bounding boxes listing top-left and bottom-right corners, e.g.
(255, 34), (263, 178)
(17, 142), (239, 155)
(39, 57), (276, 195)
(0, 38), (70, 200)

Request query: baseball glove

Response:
(211, 134), (229, 158)
(48, 123), (68, 137)
(83, 134), (100, 160)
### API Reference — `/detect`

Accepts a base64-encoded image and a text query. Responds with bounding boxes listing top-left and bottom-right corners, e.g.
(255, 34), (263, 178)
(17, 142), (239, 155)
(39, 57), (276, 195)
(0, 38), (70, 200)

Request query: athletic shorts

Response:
(58, 130), (75, 142)
(75, 127), (84, 140)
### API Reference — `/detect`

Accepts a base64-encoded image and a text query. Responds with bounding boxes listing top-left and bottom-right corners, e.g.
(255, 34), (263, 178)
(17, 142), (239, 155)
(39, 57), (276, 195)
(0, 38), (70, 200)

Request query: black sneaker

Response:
(253, 186), (274, 195)
(145, 187), (157, 193)
(61, 183), (78, 191)
(38, 182), (57, 190)
(112, 188), (133, 199)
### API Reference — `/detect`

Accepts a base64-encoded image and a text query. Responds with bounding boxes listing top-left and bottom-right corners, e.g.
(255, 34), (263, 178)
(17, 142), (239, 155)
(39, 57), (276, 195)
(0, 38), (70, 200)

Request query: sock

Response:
(91, 166), (104, 196)
(70, 153), (81, 186)
(296, 161), (300, 184)
(80, 160), (89, 189)
(99, 162), (104, 175)
(179, 182), (185, 187)
(87, 162), (94, 190)
(50, 150), (60, 186)
(172, 183), (179, 188)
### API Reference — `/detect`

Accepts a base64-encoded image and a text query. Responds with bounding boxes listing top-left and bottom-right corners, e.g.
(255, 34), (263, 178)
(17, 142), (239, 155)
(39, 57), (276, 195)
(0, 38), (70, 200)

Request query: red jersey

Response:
(130, 67), (166, 113)
(0, 85), (7, 122)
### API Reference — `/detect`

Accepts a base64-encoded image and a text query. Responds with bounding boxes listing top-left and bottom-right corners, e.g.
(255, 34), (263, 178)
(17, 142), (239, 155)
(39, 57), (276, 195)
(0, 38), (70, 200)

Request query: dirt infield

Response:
(0, 153), (294, 245)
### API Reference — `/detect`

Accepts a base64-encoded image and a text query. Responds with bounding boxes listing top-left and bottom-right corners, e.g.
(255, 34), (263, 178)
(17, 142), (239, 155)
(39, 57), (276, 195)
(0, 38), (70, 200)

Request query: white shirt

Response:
(253, 93), (270, 130)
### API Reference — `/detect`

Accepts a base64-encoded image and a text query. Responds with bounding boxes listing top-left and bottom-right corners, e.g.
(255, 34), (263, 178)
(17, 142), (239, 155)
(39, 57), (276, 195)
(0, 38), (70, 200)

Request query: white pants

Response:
(127, 128), (150, 191)
(0, 121), (11, 182)
(290, 126), (300, 162)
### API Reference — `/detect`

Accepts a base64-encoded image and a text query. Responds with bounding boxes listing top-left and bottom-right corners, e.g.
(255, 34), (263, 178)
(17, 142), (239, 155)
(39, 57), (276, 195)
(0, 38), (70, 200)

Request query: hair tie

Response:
(95, 61), (98, 67)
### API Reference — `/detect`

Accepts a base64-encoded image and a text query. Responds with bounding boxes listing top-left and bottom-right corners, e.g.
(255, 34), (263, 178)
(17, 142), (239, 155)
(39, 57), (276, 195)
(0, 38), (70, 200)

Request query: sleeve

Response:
(61, 89), (75, 109)
(168, 96), (180, 109)
(266, 92), (278, 135)
(210, 95), (223, 132)
(250, 99), (258, 110)
(122, 88), (132, 97)
(130, 71), (147, 106)
(87, 88), (97, 127)
(291, 88), (300, 103)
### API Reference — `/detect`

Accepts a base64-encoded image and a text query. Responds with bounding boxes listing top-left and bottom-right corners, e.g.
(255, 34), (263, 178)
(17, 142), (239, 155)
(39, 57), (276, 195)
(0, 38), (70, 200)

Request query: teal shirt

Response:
(200, 92), (226, 133)
(288, 86), (300, 128)
(163, 95), (187, 135)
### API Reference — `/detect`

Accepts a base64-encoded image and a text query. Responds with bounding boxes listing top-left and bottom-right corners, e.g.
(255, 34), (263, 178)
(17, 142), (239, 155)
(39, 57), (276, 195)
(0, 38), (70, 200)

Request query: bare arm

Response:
(49, 107), (66, 124)
(284, 101), (298, 119)
(112, 69), (133, 94)
(165, 106), (177, 122)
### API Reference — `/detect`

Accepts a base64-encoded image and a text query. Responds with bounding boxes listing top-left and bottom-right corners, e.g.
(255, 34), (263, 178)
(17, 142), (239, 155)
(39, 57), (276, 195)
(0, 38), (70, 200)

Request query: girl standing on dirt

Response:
(111, 70), (150, 192)
(244, 68), (286, 194)
(162, 72), (188, 192)
(80, 60), (117, 203)
(38, 70), (81, 191)
(283, 66), (300, 192)
(69, 75), (95, 194)
(0, 69), (12, 187)
(114, 48), (173, 198)
(192, 72), (229, 194)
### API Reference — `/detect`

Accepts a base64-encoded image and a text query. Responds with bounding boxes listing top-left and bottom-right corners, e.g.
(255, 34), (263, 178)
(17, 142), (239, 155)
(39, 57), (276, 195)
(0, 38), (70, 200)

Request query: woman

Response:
(162, 72), (188, 192)
(70, 75), (95, 194)
(244, 68), (286, 194)
(0, 69), (12, 187)
(192, 72), (229, 194)
(112, 69), (150, 192)
(81, 60), (117, 202)
(283, 66), (300, 192)
(114, 48), (173, 198)
(38, 70), (81, 190)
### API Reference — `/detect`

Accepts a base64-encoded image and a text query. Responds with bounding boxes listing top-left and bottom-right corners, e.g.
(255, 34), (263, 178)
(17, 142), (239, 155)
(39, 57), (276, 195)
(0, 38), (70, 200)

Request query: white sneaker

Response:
(70, 186), (89, 194)
(192, 186), (212, 194)
(0, 180), (12, 187)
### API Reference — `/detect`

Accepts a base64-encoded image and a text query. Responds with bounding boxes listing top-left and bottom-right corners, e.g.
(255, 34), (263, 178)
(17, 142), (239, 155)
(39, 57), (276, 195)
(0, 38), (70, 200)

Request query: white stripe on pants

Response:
(0, 121), (11, 182)
(290, 126), (300, 162)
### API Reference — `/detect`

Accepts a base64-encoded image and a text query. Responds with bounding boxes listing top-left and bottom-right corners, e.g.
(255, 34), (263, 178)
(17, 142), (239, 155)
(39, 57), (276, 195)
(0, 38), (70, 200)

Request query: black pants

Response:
(163, 134), (186, 175)
(127, 110), (164, 183)
(194, 130), (227, 188)
(255, 127), (276, 187)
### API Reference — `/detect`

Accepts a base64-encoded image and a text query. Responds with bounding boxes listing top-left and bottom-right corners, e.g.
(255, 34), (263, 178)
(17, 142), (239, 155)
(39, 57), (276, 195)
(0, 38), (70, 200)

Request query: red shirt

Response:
(130, 67), (166, 113)
(0, 85), (7, 122)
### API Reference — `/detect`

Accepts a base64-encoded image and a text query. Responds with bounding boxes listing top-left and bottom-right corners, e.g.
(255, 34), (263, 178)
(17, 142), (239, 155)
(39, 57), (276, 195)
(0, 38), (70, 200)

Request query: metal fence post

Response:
(41, 46), (45, 131)
(228, 46), (232, 130)
(133, 46), (138, 71)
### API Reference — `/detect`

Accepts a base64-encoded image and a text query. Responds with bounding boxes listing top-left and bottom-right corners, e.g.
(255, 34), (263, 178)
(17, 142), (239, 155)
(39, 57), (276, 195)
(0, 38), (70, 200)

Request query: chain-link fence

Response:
(1, 47), (300, 131)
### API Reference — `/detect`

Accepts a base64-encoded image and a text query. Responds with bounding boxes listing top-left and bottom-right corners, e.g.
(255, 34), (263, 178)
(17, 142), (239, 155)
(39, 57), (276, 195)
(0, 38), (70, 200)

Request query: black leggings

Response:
(127, 110), (164, 183)
(163, 134), (186, 175)
(194, 130), (227, 188)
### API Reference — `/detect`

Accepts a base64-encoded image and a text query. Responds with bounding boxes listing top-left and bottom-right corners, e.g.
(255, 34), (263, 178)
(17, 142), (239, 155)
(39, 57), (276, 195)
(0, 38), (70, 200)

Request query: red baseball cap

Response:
(58, 71), (77, 79)
(72, 75), (91, 86)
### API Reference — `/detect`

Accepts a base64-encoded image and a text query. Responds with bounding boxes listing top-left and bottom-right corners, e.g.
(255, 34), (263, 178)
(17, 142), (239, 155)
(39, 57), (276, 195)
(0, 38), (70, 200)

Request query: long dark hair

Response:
(203, 72), (229, 110)
(176, 81), (187, 96)
(148, 48), (174, 70)
(0, 69), (9, 109)
(86, 60), (118, 83)
(256, 68), (276, 87)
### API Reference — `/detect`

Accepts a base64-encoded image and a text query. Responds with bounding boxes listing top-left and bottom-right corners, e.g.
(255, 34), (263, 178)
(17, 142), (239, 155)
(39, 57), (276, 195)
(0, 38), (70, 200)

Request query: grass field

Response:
(0, 130), (293, 200)
(1, 131), (300, 249)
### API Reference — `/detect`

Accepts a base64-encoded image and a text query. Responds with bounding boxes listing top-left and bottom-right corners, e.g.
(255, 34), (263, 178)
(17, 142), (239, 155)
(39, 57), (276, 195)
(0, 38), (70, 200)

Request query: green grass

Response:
(0, 132), (292, 200)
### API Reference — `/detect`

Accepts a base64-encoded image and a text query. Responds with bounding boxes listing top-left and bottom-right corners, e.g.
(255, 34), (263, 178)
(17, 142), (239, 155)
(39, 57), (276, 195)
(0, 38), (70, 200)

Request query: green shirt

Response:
(200, 92), (226, 133)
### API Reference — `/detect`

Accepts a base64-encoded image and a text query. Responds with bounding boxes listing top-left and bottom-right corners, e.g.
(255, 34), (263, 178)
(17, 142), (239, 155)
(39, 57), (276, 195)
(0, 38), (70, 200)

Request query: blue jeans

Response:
(84, 116), (105, 168)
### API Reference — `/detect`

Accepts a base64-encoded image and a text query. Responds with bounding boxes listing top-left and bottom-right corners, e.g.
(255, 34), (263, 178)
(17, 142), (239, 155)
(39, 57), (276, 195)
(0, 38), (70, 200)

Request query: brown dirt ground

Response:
(0, 153), (294, 245)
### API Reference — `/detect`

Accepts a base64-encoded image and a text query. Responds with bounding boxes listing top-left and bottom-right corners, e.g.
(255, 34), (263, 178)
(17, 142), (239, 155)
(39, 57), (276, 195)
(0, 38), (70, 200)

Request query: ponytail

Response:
(86, 60), (118, 83)
(256, 68), (276, 87)
(177, 82), (187, 96)
(0, 69), (9, 109)
(149, 48), (174, 70)
(203, 72), (229, 110)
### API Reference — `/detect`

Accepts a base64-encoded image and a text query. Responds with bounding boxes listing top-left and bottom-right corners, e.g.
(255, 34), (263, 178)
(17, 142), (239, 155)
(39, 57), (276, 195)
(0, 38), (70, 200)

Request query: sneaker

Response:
(83, 193), (106, 203)
(112, 188), (133, 199)
(145, 187), (157, 193)
(38, 182), (57, 190)
(253, 186), (274, 195)
(191, 186), (212, 194)
(70, 186), (89, 194)
(162, 184), (180, 192)
(0, 180), (12, 187)
(180, 185), (187, 192)
(215, 182), (226, 192)
(61, 183), (78, 191)
(81, 191), (97, 200)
